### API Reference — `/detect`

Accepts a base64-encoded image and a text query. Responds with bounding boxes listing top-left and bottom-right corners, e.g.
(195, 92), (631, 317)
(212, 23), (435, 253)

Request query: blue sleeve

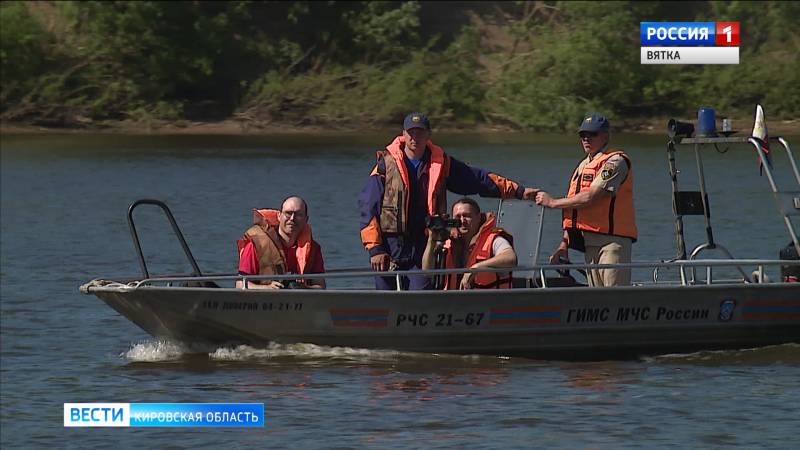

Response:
(446, 156), (525, 199)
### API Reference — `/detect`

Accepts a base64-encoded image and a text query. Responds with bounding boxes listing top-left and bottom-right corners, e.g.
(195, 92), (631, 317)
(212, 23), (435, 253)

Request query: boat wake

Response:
(209, 343), (412, 363)
(643, 343), (800, 365)
(123, 339), (497, 364)
(124, 340), (800, 365)
(123, 340), (209, 362)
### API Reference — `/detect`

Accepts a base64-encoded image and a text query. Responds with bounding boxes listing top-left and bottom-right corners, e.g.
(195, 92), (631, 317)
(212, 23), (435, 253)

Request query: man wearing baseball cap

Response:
(359, 112), (537, 290)
(535, 113), (637, 287)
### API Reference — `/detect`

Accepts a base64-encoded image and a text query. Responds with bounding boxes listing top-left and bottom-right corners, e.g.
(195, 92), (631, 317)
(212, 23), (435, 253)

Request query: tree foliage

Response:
(1, 1), (797, 129)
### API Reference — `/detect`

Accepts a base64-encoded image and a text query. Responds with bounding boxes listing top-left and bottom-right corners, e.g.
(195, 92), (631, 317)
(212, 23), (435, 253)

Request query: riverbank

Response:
(2, 117), (799, 136)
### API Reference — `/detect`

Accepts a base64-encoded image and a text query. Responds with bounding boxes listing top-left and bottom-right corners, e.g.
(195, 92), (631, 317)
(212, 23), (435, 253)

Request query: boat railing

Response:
(112, 258), (800, 290)
(127, 199), (204, 279)
(670, 135), (800, 282)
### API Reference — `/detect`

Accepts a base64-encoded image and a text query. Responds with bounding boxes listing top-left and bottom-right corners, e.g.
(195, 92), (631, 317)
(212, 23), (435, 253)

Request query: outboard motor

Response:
(780, 242), (800, 282)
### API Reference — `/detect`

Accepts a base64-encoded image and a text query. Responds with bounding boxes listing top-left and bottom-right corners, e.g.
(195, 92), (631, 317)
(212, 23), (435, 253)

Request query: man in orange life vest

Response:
(535, 113), (637, 287)
(359, 112), (537, 290)
(422, 197), (517, 290)
(236, 196), (326, 289)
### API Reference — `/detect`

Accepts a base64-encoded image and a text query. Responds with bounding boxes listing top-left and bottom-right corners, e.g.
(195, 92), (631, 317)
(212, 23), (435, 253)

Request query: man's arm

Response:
(536, 184), (610, 210)
(536, 153), (628, 209)
(235, 279), (283, 289)
(421, 229), (449, 275)
(358, 165), (391, 271)
(535, 184), (609, 264)
(550, 229), (570, 264)
(421, 232), (436, 271)
(475, 235), (517, 269)
(474, 248), (517, 269)
(446, 157), (536, 200)
(460, 237), (517, 290)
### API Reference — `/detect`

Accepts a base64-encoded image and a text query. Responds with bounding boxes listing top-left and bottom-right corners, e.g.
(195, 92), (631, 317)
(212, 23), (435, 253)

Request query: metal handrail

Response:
(670, 134), (799, 280)
(116, 259), (800, 289)
(127, 199), (203, 279)
(777, 137), (800, 185)
(689, 243), (751, 284)
(748, 137), (800, 256)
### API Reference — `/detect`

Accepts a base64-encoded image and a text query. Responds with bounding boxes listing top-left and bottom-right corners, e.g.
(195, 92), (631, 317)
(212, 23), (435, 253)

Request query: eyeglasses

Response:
(281, 210), (306, 219)
(579, 131), (599, 139)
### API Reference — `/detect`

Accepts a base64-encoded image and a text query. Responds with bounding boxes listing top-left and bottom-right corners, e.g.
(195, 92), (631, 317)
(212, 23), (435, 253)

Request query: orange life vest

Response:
(376, 136), (450, 234)
(562, 150), (637, 241)
(236, 209), (315, 284)
(443, 213), (514, 289)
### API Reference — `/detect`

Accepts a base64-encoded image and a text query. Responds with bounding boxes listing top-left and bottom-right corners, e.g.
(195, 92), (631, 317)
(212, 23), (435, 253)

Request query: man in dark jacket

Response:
(358, 112), (537, 290)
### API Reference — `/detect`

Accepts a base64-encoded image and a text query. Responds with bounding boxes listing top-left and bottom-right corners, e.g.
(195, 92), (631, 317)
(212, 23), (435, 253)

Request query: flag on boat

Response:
(752, 104), (772, 175)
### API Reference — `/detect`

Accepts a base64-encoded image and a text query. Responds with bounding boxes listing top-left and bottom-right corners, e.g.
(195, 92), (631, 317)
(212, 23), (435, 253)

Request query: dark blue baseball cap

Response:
(578, 113), (610, 132)
(403, 112), (431, 130)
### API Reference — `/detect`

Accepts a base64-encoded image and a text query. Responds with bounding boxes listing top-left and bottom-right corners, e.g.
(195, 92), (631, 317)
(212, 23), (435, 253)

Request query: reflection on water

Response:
(559, 361), (642, 393)
(368, 366), (512, 403)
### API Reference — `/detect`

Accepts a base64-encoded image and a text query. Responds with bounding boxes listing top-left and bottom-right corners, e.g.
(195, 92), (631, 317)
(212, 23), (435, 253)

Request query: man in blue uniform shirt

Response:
(358, 112), (538, 290)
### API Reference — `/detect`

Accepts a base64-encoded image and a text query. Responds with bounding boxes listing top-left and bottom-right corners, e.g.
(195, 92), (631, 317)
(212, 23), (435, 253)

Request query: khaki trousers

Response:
(583, 232), (632, 287)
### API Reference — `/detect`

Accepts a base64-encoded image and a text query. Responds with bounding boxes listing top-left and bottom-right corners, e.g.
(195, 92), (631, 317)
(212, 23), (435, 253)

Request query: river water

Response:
(1, 132), (798, 448)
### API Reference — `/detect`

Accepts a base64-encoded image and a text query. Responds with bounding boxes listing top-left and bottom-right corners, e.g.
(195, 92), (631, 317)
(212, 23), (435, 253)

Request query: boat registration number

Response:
(396, 312), (485, 327)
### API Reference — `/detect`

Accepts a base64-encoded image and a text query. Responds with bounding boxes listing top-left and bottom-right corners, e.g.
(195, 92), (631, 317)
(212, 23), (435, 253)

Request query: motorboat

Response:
(81, 112), (800, 360)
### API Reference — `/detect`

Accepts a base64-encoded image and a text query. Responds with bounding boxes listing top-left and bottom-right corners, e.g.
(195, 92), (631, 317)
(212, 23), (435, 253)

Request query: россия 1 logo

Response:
(640, 22), (740, 65)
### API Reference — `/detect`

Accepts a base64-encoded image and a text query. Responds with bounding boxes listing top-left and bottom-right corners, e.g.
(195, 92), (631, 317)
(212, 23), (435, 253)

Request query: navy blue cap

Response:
(403, 112), (431, 130)
(578, 113), (610, 132)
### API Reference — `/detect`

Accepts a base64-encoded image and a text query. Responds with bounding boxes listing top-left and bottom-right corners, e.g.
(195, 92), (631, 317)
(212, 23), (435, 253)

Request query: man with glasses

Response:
(236, 196), (326, 289)
(534, 113), (637, 286)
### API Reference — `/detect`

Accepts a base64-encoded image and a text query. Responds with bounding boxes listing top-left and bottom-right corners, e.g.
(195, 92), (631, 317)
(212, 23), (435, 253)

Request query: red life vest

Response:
(375, 136), (450, 234)
(236, 209), (315, 284)
(562, 150), (637, 241)
(443, 213), (514, 289)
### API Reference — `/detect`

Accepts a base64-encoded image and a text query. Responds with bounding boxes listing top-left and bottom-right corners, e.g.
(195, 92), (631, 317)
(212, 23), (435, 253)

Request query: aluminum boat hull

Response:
(85, 283), (800, 360)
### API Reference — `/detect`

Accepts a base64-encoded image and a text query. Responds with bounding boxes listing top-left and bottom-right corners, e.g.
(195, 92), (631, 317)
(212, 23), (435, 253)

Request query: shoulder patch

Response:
(600, 163), (616, 180)
(608, 153), (630, 168)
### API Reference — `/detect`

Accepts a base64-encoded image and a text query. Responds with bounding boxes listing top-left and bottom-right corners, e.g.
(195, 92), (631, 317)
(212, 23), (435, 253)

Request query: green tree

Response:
(0, 2), (53, 118)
